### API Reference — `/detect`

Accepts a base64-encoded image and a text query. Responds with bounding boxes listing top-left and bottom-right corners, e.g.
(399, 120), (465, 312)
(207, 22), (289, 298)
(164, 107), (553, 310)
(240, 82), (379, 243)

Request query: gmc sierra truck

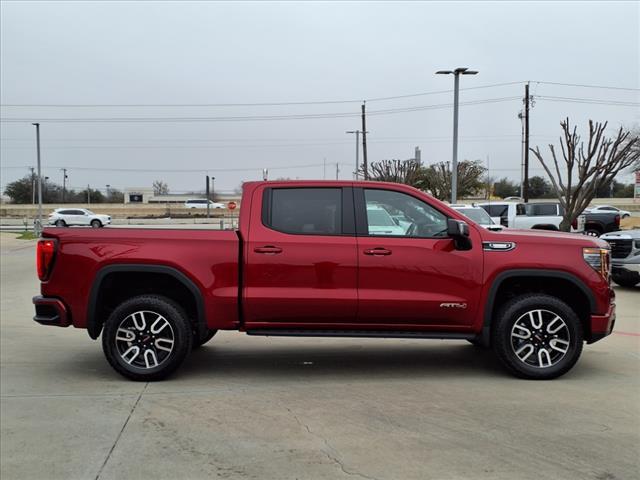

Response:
(33, 181), (616, 381)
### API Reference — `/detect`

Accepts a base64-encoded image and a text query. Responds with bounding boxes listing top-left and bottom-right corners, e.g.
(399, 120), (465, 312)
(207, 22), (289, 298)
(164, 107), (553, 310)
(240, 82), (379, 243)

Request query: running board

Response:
(245, 329), (475, 340)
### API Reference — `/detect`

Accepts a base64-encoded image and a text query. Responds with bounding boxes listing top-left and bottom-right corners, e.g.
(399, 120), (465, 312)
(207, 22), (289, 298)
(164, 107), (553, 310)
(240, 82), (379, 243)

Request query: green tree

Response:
(3, 175), (33, 203)
(528, 176), (550, 198)
(421, 160), (487, 201)
(493, 177), (519, 198)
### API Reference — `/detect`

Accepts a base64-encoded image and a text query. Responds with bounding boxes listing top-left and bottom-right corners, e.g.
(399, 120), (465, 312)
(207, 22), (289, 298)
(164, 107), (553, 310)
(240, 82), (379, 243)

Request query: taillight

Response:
(37, 239), (57, 281)
(615, 214), (620, 227)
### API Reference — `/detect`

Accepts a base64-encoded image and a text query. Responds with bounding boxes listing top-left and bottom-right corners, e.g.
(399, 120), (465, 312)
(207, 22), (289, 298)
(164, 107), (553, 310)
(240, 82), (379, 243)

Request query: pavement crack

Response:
(94, 382), (148, 480)
(285, 407), (381, 480)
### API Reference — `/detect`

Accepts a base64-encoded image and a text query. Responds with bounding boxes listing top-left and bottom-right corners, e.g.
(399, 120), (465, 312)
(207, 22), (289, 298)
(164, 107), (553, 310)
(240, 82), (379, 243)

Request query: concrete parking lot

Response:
(1, 232), (638, 480)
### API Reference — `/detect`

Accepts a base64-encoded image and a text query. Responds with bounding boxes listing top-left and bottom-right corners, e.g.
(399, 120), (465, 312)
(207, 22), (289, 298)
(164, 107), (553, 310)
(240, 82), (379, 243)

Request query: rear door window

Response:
(264, 188), (343, 235)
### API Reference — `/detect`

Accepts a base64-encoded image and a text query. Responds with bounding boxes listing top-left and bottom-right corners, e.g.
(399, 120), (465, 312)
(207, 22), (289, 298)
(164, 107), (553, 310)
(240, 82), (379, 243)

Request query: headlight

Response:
(583, 247), (611, 279)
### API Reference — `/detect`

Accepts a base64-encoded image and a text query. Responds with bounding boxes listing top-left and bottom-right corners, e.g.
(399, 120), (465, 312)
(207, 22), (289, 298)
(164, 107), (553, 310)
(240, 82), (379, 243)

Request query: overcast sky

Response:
(1, 1), (639, 195)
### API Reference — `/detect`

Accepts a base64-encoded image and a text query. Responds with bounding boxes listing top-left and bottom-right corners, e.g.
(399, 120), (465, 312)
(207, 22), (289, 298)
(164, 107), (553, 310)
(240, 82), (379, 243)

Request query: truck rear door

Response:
(243, 185), (358, 327)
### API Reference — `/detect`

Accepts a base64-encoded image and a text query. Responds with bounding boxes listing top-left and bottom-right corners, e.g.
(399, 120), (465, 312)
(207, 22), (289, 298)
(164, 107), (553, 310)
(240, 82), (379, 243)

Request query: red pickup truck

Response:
(33, 181), (616, 381)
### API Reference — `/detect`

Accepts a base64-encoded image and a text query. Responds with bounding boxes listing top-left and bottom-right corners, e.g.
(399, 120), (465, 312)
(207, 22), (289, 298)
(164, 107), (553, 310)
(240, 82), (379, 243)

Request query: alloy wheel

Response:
(510, 309), (571, 369)
(115, 310), (174, 369)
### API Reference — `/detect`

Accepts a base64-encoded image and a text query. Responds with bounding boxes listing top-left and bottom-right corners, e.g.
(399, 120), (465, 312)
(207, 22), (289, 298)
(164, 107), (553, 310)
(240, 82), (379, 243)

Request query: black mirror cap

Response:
(447, 218), (472, 251)
(447, 218), (470, 237)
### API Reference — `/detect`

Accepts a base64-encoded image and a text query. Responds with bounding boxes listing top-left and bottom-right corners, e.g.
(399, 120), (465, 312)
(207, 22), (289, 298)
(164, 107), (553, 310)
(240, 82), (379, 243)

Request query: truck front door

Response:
(355, 187), (483, 328)
(243, 185), (358, 327)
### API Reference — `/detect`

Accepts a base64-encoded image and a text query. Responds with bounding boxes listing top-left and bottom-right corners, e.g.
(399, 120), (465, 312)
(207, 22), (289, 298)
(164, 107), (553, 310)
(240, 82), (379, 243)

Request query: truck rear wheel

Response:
(492, 294), (583, 380)
(102, 295), (193, 381)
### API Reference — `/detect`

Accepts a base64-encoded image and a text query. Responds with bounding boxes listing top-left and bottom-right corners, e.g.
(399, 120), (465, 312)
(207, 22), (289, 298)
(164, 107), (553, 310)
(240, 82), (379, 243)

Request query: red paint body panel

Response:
(40, 228), (240, 330)
(36, 180), (615, 344)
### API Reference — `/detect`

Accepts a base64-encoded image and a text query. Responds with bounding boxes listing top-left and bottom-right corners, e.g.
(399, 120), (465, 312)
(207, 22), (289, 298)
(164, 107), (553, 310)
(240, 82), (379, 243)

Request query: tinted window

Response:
(601, 206), (616, 211)
(526, 204), (558, 216)
(58, 210), (73, 215)
(267, 188), (342, 235)
(481, 204), (508, 218)
(364, 189), (447, 237)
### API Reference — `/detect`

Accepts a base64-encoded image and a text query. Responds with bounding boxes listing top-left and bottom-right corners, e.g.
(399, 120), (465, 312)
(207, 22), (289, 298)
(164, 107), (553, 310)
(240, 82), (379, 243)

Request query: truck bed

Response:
(40, 227), (241, 333)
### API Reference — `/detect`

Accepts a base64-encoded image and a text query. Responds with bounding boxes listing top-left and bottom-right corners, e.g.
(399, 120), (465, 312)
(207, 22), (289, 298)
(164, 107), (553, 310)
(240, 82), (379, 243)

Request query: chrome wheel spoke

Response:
(538, 348), (552, 368)
(144, 349), (159, 368)
(116, 328), (135, 342)
(529, 310), (543, 330)
(546, 316), (564, 334)
(549, 338), (569, 353)
(512, 324), (531, 339)
(132, 311), (147, 331)
(122, 346), (140, 364)
(150, 315), (169, 334)
(515, 343), (535, 362)
(155, 337), (174, 353)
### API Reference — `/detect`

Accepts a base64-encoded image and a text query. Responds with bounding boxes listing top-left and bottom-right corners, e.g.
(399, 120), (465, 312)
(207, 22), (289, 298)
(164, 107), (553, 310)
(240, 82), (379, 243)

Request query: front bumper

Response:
(32, 296), (70, 327)
(588, 302), (616, 344)
(612, 262), (640, 274)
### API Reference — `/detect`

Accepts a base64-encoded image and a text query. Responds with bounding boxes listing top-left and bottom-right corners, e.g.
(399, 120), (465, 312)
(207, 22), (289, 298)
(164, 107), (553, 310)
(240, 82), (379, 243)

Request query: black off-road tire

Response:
(492, 294), (583, 380)
(102, 295), (193, 381)
(466, 338), (486, 348)
(193, 329), (218, 349)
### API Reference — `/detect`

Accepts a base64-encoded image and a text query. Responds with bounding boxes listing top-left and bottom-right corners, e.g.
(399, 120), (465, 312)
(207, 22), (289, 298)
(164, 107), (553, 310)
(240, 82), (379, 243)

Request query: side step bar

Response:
(246, 329), (476, 340)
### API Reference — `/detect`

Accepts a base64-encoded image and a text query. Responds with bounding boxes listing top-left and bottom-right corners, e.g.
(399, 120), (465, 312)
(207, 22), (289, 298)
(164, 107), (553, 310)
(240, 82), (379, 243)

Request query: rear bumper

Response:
(32, 296), (70, 327)
(588, 302), (616, 344)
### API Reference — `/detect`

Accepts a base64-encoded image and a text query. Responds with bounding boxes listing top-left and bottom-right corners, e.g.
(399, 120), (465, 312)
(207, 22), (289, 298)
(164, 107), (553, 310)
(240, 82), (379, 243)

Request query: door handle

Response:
(254, 245), (283, 254)
(363, 247), (392, 256)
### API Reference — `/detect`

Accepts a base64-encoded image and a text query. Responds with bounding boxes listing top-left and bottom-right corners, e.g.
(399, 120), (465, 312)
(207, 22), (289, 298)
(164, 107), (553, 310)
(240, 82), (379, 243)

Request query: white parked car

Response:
(450, 204), (503, 231)
(49, 208), (111, 228)
(184, 199), (225, 209)
(366, 205), (407, 236)
(586, 205), (631, 219)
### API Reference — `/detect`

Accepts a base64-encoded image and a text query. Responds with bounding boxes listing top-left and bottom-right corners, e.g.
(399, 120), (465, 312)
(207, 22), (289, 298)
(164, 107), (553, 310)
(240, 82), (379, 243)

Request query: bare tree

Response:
(366, 159), (424, 187)
(152, 180), (169, 196)
(531, 119), (640, 231)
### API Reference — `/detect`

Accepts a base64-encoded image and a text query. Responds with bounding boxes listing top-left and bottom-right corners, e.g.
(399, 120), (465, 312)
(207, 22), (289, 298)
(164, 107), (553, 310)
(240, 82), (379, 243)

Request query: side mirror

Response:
(447, 218), (472, 251)
(392, 217), (400, 226)
(447, 218), (469, 237)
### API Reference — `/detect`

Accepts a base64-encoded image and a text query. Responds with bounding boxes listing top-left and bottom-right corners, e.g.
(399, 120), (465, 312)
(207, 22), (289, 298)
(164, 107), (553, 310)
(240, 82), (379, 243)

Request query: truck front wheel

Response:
(492, 294), (583, 380)
(102, 295), (193, 381)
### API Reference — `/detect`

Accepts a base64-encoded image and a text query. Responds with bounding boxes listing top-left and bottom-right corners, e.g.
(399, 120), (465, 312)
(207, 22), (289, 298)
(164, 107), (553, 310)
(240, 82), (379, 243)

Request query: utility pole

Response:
(211, 176), (215, 201)
(29, 167), (35, 204)
(335, 162), (339, 180)
(436, 67), (478, 203)
(61, 168), (68, 203)
(361, 103), (369, 180)
(523, 82), (530, 203)
(32, 123), (43, 236)
(206, 175), (210, 218)
(87, 184), (91, 204)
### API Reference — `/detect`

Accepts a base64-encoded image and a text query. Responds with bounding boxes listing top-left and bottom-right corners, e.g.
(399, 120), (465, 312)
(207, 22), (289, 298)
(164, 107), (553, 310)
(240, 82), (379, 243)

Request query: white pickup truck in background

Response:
(476, 202), (586, 232)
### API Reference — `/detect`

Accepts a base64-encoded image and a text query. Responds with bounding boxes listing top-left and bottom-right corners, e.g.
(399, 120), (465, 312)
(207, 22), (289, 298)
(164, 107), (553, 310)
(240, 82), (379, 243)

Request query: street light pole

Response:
(436, 67), (478, 203)
(32, 123), (43, 236)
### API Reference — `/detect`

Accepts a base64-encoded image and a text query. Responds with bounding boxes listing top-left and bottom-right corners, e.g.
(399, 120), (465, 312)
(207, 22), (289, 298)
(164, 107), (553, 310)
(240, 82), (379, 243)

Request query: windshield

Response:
(458, 208), (493, 225)
(84, 209), (95, 215)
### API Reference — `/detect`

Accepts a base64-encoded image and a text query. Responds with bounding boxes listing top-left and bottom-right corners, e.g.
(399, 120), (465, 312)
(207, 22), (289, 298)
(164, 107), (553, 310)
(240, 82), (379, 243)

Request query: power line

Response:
(531, 81), (640, 92)
(0, 96), (521, 123)
(0, 82), (524, 108)
(536, 95), (640, 106)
